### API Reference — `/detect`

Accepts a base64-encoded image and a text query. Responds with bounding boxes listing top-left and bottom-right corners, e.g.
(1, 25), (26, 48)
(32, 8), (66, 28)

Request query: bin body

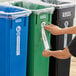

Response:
(28, 13), (51, 76)
(41, 1), (75, 76)
(11, 1), (54, 76)
(0, 5), (30, 76)
(50, 6), (75, 76)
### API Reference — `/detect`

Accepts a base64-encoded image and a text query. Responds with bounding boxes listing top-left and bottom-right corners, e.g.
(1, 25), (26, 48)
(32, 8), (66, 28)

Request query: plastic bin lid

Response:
(0, 5), (31, 19)
(41, 0), (76, 8)
(50, 3), (76, 9)
(43, 0), (72, 4)
(10, 0), (55, 15)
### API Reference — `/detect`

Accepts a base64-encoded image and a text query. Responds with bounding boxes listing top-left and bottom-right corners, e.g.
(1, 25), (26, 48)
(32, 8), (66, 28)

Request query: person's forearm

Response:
(61, 26), (76, 34)
(49, 48), (72, 59)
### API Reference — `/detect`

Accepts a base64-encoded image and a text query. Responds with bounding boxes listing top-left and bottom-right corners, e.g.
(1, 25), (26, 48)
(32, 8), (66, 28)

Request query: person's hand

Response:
(45, 24), (63, 35)
(42, 50), (52, 57)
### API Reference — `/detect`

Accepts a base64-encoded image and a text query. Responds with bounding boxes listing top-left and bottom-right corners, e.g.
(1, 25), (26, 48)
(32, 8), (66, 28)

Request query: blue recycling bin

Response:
(0, 5), (31, 76)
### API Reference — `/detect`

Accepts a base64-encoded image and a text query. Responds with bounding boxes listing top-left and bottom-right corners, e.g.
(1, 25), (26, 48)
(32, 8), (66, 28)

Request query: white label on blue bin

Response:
(16, 26), (21, 56)
(15, 19), (22, 23)
(64, 21), (69, 48)
(41, 22), (49, 50)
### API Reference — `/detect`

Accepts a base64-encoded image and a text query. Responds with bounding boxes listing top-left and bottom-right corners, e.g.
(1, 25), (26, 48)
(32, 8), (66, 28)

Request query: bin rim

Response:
(8, 1), (55, 15)
(0, 5), (31, 19)
(3, 0), (76, 9)
(22, 0), (76, 9)
(37, 1), (76, 9)
(47, 3), (76, 9)
(8, 0), (52, 7)
(32, 7), (55, 15)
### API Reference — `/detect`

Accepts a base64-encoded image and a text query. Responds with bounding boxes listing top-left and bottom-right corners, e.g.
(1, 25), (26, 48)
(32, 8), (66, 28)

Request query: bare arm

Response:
(62, 26), (76, 34)
(45, 24), (76, 35)
(42, 47), (72, 59)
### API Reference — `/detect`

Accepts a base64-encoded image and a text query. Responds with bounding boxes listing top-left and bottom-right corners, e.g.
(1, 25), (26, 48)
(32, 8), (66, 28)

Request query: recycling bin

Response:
(42, 0), (72, 4)
(0, 5), (31, 76)
(41, 0), (75, 76)
(10, 1), (54, 76)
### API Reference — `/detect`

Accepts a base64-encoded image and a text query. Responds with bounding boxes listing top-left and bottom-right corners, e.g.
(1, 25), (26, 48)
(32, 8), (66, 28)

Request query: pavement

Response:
(70, 57), (76, 76)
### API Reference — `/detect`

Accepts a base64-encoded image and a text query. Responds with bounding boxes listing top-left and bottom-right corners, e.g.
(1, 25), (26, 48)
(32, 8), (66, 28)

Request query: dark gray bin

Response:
(41, 1), (75, 76)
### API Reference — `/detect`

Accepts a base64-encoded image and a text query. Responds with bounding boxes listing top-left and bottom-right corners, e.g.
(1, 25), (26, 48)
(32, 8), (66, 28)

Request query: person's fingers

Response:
(42, 50), (47, 56)
(43, 50), (49, 51)
(45, 25), (51, 29)
(42, 52), (48, 57)
(42, 50), (45, 56)
(65, 47), (72, 57)
(49, 24), (57, 27)
(44, 25), (52, 31)
(42, 50), (47, 54)
(45, 24), (57, 30)
(50, 24), (60, 29)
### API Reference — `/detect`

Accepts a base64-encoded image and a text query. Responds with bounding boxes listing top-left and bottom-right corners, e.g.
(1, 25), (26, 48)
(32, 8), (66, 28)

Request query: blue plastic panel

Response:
(0, 5), (29, 76)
